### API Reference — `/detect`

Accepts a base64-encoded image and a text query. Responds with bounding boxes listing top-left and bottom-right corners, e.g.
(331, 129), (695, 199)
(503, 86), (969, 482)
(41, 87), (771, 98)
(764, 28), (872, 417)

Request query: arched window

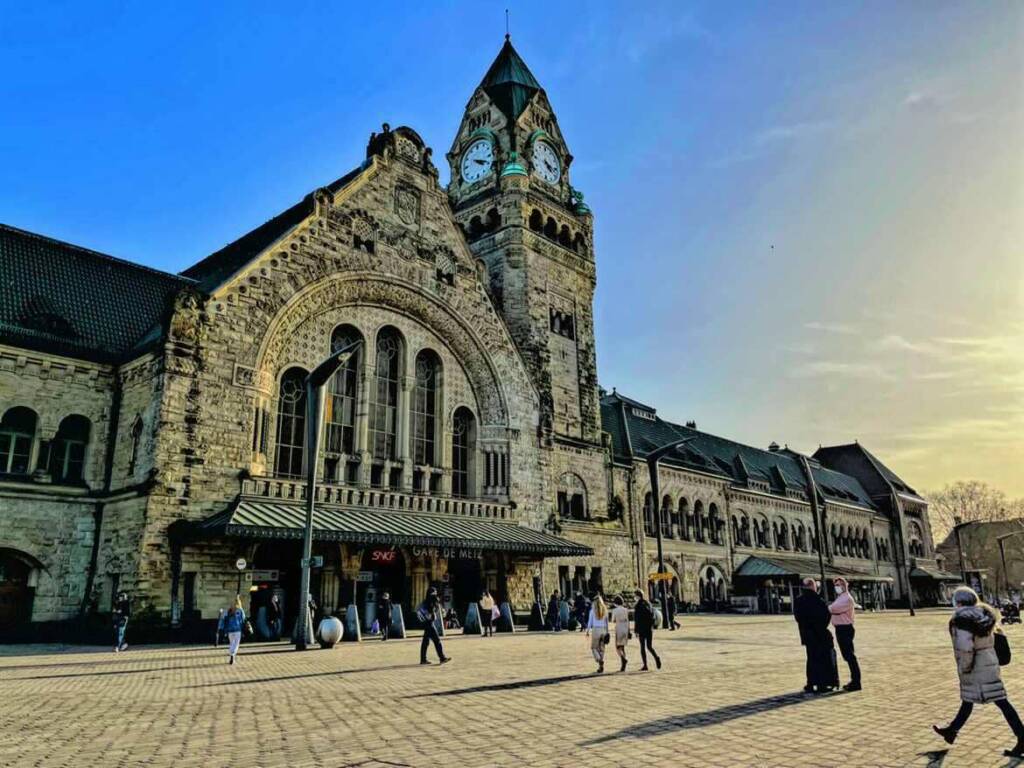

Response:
(679, 498), (691, 540)
(274, 367), (308, 478)
(128, 416), (143, 475)
(0, 407), (36, 475)
(693, 500), (706, 542)
(557, 473), (588, 520)
(49, 414), (90, 483)
(325, 326), (362, 463)
(412, 350), (441, 468)
(776, 518), (789, 550)
(708, 503), (722, 545)
(370, 328), (403, 462)
(661, 495), (673, 538)
(529, 209), (543, 232)
(907, 520), (925, 558)
(643, 493), (655, 537)
(451, 407), (475, 497)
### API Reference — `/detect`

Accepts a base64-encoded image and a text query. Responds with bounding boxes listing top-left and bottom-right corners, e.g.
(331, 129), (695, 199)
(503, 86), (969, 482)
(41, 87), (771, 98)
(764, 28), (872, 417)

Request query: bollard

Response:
(463, 602), (483, 634)
(318, 615), (343, 648)
(343, 603), (362, 642)
(528, 601), (546, 630)
(498, 602), (516, 633)
(389, 604), (406, 639)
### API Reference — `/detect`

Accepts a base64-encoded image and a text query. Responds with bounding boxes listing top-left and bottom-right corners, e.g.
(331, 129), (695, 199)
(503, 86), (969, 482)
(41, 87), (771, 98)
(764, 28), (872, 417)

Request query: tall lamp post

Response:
(295, 339), (363, 651)
(646, 437), (696, 629)
(952, 517), (971, 586)
(996, 528), (1024, 601)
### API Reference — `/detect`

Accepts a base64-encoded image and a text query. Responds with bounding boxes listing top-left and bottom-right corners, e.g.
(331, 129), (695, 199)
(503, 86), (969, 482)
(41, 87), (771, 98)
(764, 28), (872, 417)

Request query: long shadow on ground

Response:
(579, 690), (838, 745)
(183, 663), (424, 688)
(406, 673), (600, 698)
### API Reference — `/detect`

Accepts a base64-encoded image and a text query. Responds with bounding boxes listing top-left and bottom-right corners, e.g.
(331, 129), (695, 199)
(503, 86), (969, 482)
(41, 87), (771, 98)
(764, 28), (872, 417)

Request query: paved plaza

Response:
(1, 610), (1021, 768)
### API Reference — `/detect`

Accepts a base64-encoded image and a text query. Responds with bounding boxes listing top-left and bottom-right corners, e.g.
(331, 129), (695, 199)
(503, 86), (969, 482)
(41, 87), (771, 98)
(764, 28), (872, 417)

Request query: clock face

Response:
(532, 141), (561, 184)
(460, 139), (494, 184)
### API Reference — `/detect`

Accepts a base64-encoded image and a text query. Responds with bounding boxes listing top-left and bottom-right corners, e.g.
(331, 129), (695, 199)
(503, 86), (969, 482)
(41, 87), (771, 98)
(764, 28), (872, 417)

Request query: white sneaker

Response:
(119, 643), (128, 651)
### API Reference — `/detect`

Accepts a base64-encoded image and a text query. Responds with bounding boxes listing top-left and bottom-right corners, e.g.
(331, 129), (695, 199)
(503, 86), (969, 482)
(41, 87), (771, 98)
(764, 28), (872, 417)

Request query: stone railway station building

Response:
(0, 39), (953, 637)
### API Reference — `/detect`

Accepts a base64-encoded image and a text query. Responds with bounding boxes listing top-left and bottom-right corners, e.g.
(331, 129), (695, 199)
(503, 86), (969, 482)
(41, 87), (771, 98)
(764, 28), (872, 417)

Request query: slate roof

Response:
(480, 38), (542, 123)
(174, 499), (593, 557)
(0, 224), (191, 363)
(600, 390), (876, 511)
(181, 163), (367, 293)
(814, 443), (923, 500)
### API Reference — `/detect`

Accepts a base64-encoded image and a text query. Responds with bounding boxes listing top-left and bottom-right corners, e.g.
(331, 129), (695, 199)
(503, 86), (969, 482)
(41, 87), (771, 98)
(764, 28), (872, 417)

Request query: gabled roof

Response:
(814, 442), (923, 500)
(0, 223), (191, 363)
(480, 38), (542, 123)
(600, 390), (876, 510)
(182, 163), (367, 293)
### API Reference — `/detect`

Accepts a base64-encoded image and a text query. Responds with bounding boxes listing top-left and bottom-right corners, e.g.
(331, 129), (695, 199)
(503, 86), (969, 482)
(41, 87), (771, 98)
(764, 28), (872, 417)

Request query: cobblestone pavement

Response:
(1, 610), (1022, 768)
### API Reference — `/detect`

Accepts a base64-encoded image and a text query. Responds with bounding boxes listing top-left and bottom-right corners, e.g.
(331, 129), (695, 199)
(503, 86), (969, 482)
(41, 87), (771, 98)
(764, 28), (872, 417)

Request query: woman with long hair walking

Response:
(585, 594), (609, 673)
(933, 586), (1023, 758)
(610, 595), (631, 672)
(220, 596), (246, 665)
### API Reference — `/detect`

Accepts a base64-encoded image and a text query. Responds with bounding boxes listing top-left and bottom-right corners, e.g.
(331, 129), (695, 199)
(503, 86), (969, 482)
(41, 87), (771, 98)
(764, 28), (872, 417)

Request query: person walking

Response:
(585, 594), (610, 673)
(634, 590), (661, 671)
(610, 595), (631, 672)
(829, 577), (862, 691)
(666, 592), (681, 630)
(479, 590), (496, 637)
(794, 578), (838, 693)
(267, 594), (282, 641)
(419, 586), (450, 665)
(547, 590), (562, 631)
(112, 590), (130, 652)
(933, 586), (1024, 758)
(220, 596), (246, 665)
(573, 592), (588, 632)
(378, 591), (392, 642)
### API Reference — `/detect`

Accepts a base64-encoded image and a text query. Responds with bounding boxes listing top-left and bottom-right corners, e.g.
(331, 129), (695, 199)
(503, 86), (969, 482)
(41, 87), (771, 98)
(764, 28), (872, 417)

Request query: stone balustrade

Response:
(241, 476), (515, 521)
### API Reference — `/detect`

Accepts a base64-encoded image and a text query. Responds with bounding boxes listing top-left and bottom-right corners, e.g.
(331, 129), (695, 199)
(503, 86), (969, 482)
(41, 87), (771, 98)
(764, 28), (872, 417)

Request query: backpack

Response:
(995, 631), (1011, 666)
(416, 602), (430, 623)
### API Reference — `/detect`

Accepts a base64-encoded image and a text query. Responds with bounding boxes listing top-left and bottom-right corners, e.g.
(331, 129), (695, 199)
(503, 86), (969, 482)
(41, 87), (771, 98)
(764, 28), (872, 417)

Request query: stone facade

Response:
(0, 39), (942, 635)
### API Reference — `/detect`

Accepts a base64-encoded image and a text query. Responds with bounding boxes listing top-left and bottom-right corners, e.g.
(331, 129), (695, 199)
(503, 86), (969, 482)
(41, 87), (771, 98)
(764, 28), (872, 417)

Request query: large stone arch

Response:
(253, 273), (523, 426)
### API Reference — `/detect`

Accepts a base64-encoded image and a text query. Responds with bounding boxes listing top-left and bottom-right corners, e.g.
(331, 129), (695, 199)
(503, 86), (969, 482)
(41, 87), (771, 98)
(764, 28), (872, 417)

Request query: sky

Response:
(2, 2), (1021, 496)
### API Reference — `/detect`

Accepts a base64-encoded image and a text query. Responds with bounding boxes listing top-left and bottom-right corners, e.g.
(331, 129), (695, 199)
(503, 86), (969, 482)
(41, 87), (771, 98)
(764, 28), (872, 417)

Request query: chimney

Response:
(685, 420), (697, 429)
(768, 441), (780, 452)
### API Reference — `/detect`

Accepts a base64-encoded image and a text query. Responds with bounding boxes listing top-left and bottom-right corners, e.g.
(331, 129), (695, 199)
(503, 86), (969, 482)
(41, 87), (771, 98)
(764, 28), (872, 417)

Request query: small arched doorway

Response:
(0, 549), (37, 629)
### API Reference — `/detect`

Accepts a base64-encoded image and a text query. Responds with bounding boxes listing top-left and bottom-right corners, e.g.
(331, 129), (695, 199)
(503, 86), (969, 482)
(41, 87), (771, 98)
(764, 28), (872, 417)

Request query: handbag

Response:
(602, 632), (611, 646)
(491, 605), (500, 620)
(995, 631), (1012, 666)
(243, 619), (254, 638)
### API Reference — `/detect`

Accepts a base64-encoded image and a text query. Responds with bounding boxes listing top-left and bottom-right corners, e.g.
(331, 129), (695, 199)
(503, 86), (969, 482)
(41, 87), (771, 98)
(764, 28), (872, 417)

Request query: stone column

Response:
(357, 347), (375, 486)
(398, 374), (414, 490)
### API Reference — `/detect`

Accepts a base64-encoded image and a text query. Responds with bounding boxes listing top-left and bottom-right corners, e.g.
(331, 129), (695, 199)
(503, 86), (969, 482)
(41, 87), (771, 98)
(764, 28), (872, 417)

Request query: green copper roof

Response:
(481, 38), (541, 122)
(500, 151), (528, 177)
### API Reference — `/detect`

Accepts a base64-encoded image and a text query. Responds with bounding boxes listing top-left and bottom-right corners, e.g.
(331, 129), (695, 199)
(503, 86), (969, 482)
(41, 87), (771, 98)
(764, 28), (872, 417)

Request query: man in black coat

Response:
(793, 577), (838, 693)
(634, 590), (662, 671)
(378, 591), (392, 642)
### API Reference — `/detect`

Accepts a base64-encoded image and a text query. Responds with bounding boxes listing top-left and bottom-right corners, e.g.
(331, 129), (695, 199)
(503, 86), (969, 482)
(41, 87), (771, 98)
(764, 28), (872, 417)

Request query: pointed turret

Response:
(479, 37), (542, 124)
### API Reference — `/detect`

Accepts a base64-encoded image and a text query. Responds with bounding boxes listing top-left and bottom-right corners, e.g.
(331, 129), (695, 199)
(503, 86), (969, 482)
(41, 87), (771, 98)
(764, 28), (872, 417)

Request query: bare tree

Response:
(925, 480), (1015, 542)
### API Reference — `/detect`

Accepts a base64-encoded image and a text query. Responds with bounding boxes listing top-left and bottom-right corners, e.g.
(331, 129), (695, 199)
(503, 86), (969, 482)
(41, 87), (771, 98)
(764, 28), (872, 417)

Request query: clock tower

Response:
(447, 37), (602, 453)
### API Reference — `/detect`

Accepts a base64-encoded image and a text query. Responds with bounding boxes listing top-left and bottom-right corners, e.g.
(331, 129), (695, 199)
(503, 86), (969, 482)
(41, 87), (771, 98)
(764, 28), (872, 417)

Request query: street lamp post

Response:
(646, 437), (696, 629)
(953, 517), (969, 585)
(295, 339), (363, 651)
(996, 529), (1024, 601)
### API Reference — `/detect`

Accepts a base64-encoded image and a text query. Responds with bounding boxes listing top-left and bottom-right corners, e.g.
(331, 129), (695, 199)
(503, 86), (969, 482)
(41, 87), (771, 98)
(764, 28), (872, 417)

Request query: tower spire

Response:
(505, 8), (510, 41)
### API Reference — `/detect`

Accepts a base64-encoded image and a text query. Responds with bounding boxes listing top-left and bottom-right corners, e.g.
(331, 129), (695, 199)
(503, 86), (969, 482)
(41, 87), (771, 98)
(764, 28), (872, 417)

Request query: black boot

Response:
(654, 654), (662, 670)
(620, 656), (627, 672)
(932, 725), (957, 745)
(1004, 738), (1024, 758)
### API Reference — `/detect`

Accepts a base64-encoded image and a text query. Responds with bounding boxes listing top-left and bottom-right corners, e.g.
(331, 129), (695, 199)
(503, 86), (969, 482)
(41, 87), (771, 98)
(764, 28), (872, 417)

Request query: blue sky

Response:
(2, 2), (1021, 494)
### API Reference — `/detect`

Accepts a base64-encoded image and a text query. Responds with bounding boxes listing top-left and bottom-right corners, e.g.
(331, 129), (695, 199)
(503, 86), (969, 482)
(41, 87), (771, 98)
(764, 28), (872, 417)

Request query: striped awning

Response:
(171, 500), (592, 557)
(735, 555), (893, 583)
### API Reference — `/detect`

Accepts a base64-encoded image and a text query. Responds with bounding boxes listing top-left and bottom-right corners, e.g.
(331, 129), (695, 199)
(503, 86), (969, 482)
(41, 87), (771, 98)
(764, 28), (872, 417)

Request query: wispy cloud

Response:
(755, 120), (834, 146)
(804, 320), (859, 335)
(790, 360), (893, 380)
